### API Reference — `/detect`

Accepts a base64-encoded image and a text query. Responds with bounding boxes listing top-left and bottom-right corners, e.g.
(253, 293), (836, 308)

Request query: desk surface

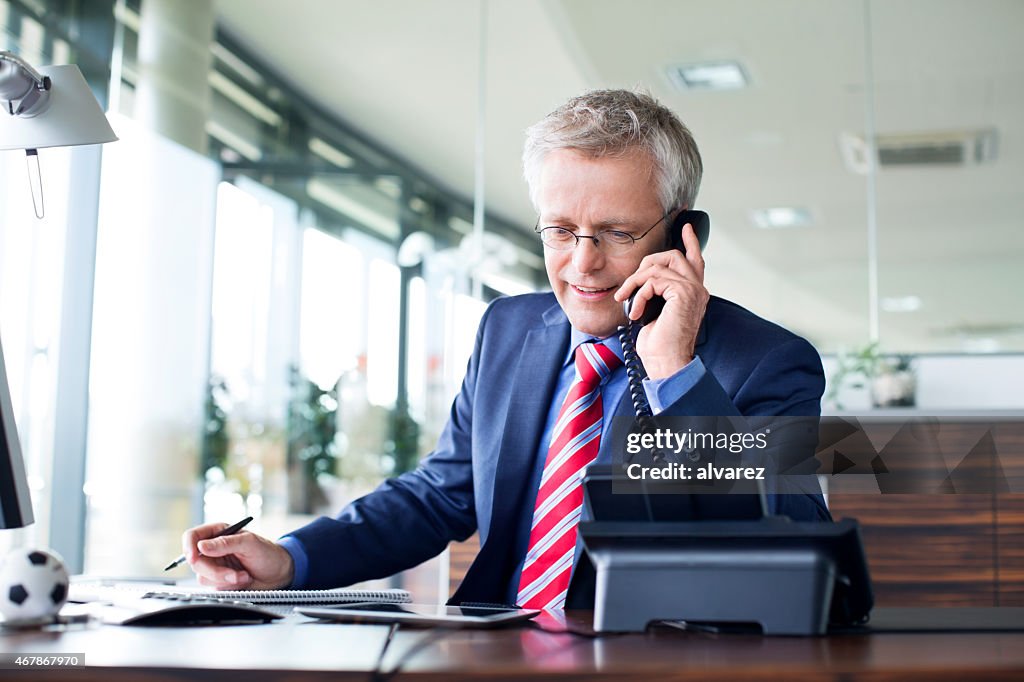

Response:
(2, 609), (1024, 681)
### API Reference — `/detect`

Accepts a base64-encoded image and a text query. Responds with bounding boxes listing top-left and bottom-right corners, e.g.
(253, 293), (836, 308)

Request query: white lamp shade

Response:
(0, 64), (117, 151)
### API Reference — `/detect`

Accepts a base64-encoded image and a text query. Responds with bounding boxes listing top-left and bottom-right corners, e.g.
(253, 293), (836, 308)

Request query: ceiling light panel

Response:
(750, 207), (813, 229)
(881, 295), (923, 313)
(666, 61), (749, 91)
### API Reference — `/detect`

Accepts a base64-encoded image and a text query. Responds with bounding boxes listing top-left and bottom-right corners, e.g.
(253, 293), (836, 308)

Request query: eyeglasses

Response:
(535, 213), (670, 255)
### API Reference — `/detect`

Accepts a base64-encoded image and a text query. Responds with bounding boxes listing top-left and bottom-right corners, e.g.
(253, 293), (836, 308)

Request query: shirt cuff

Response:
(643, 356), (706, 414)
(277, 535), (309, 588)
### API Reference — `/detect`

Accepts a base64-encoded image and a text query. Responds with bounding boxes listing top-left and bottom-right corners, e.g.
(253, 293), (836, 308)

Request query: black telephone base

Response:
(580, 517), (872, 636)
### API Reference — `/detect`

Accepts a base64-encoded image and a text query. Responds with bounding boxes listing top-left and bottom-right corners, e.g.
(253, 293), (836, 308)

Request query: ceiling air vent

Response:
(839, 128), (998, 174)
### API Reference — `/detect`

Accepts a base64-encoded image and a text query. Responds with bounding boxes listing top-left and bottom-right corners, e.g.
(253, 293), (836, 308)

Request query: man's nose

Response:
(572, 236), (604, 273)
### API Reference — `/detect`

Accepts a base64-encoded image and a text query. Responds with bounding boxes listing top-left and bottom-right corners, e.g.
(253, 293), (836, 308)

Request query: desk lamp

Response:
(0, 50), (118, 217)
(0, 50), (116, 627)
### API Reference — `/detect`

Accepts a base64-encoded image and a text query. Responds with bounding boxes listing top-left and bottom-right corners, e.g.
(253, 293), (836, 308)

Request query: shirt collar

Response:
(564, 327), (625, 369)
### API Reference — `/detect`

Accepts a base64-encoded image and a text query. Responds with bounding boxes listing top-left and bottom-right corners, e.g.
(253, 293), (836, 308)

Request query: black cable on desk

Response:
(369, 624), (457, 682)
(370, 622), (399, 680)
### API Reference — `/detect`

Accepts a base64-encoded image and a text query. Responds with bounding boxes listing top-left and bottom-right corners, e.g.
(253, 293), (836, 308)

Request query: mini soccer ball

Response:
(0, 548), (69, 625)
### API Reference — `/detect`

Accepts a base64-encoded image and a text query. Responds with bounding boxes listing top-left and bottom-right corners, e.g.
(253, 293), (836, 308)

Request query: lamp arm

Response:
(0, 51), (51, 116)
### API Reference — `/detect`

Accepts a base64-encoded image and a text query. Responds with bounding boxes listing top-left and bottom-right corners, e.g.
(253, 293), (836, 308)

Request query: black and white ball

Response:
(0, 548), (69, 625)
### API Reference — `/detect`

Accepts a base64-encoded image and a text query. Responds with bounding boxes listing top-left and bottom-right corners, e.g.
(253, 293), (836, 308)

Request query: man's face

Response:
(538, 149), (668, 338)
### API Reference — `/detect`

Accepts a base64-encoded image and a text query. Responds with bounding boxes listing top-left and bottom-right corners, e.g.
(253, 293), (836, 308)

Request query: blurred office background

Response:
(1, 0), (1021, 602)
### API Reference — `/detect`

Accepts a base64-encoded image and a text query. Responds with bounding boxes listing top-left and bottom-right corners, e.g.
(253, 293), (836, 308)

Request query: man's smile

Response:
(569, 284), (616, 300)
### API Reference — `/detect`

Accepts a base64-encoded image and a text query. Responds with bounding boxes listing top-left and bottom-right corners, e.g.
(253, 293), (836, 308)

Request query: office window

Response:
(406, 276), (428, 424)
(292, 228), (403, 511)
(202, 176), (302, 535)
(406, 264), (489, 449)
(205, 181), (285, 525)
(0, 146), (73, 554)
(298, 228), (363, 392)
(211, 182), (274, 411)
(366, 258), (400, 409)
(84, 115), (219, 576)
(446, 293), (488, 398)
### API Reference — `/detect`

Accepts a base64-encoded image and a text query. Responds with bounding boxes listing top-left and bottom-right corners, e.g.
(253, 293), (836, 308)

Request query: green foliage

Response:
(286, 366), (341, 485)
(386, 404), (421, 476)
(200, 376), (230, 474)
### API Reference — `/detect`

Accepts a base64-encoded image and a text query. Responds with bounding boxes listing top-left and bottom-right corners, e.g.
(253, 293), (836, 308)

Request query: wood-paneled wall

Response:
(827, 418), (1024, 607)
(449, 533), (479, 597)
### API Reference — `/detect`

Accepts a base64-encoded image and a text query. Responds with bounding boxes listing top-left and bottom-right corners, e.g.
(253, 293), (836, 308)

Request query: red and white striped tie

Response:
(517, 342), (621, 610)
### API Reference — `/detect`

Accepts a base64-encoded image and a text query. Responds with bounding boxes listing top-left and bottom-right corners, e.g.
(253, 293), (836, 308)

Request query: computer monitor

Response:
(0, 338), (34, 529)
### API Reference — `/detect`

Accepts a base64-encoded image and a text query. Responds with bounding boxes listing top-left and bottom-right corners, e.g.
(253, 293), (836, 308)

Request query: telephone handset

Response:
(619, 209), (710, 453)
(622, 209), (710, 325)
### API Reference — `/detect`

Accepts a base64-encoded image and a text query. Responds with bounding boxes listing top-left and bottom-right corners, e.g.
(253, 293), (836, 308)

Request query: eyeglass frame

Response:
(533, 210), (677, 253)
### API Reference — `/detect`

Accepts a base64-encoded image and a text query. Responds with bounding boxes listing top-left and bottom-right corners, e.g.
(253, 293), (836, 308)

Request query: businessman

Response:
(183, 89), (830, 609)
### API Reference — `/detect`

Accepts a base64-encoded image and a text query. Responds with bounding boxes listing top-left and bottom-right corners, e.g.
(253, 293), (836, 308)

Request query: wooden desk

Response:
(2, 610), (1024, 681)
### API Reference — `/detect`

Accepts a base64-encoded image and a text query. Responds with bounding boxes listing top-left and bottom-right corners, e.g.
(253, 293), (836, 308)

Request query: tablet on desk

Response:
(297, 603), (540, 628)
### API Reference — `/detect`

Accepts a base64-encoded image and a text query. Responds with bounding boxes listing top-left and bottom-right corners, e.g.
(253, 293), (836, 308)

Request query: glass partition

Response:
(870, 0), (1024, 354)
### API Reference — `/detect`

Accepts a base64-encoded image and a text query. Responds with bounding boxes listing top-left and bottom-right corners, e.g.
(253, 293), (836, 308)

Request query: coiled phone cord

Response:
(618, 321), (652, 418)
(617, 321), (660, 520)
(618, 321), (667, 464)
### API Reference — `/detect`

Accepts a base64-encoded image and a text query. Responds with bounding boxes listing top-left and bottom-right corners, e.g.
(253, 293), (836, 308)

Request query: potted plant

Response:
(286, 366), (342, 514)
(386, 404), (421, 476)
(869, 354), (916, 408)
(200, 375), (231, 475)
(827, 343), (916, 410)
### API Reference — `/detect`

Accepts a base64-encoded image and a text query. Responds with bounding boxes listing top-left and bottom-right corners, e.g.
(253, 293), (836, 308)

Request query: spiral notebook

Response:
(142, 587), (412, 605)
(70, 579), (410, 606)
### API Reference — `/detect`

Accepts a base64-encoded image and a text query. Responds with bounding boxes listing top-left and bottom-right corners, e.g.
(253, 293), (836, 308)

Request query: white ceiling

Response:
(215, 0), (1024, 355)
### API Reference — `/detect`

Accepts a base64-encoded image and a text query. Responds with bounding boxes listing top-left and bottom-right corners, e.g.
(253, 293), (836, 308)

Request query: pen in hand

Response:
(164, 516), (253, 571)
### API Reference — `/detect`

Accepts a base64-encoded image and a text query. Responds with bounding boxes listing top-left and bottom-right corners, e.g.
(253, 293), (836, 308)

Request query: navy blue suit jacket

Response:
(287, 293), (830, 603)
